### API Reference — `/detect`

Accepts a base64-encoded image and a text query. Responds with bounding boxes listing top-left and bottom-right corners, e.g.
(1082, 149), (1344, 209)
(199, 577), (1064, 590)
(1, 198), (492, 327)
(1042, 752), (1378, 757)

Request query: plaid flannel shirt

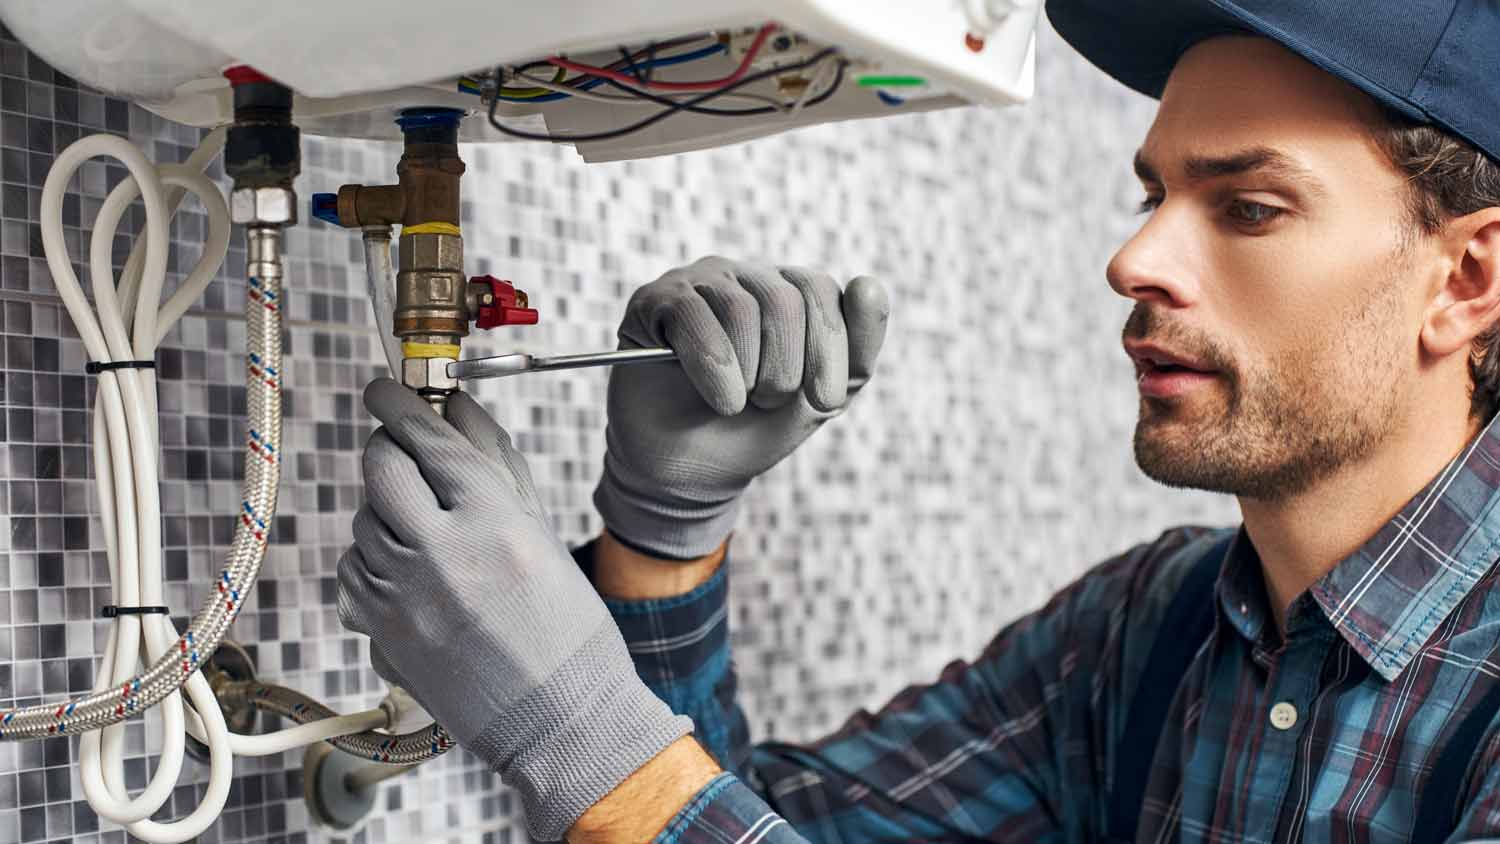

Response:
(579, 418), (1500, 843)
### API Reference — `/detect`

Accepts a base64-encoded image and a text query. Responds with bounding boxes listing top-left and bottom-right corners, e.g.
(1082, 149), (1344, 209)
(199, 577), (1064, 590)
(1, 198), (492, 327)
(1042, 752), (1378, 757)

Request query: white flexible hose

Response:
(30, 128), (455, 841)
(37, 130), (231, 841)
(33, 130), (394, 841)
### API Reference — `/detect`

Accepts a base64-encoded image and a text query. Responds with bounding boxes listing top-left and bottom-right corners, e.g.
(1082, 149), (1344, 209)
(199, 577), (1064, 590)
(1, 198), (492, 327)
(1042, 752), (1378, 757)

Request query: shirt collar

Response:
(1219, 414), (1500, 682)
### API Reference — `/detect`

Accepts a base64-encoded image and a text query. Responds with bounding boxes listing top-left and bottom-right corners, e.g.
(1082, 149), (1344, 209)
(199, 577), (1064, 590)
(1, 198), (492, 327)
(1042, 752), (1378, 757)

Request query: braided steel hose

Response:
(0, 225), (285, 739)
(6, 221), (458, 760)
(218, 681), (455, 764)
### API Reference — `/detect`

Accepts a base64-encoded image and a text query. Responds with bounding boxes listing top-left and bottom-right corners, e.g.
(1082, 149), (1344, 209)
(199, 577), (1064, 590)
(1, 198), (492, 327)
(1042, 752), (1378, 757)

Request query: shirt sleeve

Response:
(572, 530), (1202, 843)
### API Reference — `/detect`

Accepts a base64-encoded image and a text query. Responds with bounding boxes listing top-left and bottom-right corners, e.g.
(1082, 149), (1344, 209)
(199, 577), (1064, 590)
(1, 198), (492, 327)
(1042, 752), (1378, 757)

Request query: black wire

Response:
(643, 41), (657, 84)
(504, 37), (717, 97)
(487, 49), (846, 144)
(595, 55), (844, 118)
(618, 46), (645, 84)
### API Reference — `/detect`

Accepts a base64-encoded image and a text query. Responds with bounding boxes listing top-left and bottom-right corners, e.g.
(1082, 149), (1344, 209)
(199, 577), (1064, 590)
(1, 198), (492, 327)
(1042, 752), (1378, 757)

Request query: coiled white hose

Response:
(20, 129), (454, 842)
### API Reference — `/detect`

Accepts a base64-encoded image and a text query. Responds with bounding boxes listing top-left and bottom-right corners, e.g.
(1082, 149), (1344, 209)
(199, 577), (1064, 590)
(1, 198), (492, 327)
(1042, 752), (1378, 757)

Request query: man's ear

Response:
(1422, 208), (1500, 358)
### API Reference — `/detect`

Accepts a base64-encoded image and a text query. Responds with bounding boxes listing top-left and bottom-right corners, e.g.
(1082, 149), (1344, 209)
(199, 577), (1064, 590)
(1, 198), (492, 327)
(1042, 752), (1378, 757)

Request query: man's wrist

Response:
(594, 528), (727, 600)
(568, 735), (722, 844)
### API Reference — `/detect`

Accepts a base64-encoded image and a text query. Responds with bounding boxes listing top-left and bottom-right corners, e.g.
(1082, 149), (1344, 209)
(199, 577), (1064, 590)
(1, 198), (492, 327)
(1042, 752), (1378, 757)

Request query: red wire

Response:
(546, 23), (779, 92)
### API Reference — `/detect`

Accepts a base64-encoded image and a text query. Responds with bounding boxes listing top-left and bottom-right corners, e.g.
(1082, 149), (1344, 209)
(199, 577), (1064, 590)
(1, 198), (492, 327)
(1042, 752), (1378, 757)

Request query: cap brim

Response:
(1045, 0), (1428, 122)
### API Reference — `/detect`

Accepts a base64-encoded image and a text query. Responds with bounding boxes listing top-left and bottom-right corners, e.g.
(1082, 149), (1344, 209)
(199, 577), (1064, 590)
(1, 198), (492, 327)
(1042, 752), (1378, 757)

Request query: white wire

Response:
(789, 55), (837, 116)
(39, 129), (392, 841)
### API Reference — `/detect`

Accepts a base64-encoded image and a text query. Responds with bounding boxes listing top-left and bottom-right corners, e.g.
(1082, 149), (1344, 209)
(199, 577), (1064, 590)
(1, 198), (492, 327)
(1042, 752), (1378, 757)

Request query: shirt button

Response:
(1269, 702), (1299, 731)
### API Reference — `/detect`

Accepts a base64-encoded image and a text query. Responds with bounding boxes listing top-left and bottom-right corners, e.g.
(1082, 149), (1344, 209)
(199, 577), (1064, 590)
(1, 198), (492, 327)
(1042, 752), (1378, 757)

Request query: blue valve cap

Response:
(311, 193), (340, 225)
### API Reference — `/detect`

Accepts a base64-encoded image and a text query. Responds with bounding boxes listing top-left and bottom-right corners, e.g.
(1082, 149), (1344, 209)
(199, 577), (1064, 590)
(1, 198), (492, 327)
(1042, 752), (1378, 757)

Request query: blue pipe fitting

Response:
(310, 193), (340, 225)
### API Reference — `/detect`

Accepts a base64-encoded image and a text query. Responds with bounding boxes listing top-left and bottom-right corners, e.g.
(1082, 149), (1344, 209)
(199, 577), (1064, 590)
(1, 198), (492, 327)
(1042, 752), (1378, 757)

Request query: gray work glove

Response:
(593, 256), (892, 559)
(337, 379), (693, 841)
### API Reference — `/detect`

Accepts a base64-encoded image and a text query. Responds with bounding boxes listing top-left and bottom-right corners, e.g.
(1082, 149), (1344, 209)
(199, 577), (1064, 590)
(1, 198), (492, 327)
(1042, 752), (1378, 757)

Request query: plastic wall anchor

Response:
(303, 742), (380, 832)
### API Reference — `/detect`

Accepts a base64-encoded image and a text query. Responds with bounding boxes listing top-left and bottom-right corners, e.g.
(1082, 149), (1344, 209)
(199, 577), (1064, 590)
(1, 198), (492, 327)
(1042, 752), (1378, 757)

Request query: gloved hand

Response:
(593, 256), (891, 559)
(337, 379), (693, 841)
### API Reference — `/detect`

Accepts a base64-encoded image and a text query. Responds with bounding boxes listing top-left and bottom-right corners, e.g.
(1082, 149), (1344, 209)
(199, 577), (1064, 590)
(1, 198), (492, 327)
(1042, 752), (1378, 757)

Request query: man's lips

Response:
(1123, 340), (1221, 399)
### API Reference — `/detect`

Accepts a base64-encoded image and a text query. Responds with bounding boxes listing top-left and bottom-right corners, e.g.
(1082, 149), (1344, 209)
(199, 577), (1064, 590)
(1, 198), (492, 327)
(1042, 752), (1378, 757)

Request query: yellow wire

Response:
(497, 67), (570, 99)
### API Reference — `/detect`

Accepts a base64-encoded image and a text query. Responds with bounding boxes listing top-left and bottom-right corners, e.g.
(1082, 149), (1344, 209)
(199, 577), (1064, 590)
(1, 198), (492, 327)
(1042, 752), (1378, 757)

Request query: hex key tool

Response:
(447, 347), (678, 381)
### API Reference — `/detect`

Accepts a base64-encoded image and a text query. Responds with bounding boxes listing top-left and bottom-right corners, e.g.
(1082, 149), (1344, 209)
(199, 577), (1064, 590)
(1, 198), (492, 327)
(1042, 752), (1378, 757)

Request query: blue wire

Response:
(876, 91), (906, 107)
(490, 42), (728, 103)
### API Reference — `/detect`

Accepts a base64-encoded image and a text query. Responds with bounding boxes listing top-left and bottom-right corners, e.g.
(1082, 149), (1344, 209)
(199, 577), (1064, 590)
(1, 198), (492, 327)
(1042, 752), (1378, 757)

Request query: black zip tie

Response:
(101, 605), (170, 618)
(85, 360), (156, 374)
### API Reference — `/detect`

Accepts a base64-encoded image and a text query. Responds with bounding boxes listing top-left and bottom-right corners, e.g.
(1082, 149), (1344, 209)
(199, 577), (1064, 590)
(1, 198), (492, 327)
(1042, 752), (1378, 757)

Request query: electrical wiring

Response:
(546, 22), (777, 91)
(493, 67), (569, 100)
(789, 53), (839, 116)
(489, 40), (730, 104)
(508, 67), (788, 112)
(487, 48), (846, 144)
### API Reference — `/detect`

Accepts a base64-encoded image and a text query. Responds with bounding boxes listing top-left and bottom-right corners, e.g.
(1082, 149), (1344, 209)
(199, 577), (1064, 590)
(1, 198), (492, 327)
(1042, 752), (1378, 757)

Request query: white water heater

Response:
(0, 0), (1039, 160)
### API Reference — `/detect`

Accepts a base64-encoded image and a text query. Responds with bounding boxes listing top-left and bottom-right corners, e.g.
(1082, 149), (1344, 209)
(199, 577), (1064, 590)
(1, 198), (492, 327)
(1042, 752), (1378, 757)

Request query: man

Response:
(337, 2), (1500, 842)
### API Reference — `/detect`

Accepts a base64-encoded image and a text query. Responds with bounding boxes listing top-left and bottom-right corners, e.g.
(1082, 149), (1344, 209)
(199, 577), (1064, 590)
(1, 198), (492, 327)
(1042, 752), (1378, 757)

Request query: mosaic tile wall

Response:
(0, 19), (1240, 844)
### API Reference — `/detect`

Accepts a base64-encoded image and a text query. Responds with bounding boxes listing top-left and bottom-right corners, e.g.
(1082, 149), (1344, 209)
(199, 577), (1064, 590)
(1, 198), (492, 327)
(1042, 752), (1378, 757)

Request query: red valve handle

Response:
(472, 275), (540, 329)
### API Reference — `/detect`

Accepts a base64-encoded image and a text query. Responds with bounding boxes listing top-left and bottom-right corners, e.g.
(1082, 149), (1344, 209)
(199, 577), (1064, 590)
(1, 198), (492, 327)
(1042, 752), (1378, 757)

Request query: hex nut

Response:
(402, 357), (457, 393)
(230, 186), (298, 225)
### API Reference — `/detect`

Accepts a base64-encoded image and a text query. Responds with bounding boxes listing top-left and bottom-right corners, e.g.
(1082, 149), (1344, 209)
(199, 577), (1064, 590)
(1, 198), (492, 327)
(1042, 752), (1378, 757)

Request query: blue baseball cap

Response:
(1044, 0), (1500, 163)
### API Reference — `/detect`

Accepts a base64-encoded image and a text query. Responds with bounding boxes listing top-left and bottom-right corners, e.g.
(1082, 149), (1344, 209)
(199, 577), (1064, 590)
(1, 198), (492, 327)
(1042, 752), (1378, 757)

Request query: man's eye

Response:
(1228, 200), (1282, 225)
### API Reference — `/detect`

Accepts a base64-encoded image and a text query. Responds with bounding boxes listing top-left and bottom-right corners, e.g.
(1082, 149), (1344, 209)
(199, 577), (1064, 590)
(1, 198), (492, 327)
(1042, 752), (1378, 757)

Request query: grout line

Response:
(0, 289), (380, 337)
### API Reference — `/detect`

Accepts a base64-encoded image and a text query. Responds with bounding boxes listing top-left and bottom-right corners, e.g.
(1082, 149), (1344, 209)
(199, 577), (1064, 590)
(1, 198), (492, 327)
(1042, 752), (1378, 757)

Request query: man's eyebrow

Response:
(1132, 146), (1326, 197)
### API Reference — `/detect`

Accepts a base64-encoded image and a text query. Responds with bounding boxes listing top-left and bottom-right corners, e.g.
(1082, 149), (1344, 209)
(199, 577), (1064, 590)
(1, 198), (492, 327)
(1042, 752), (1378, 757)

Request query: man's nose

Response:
(1106, 207), (1200, 308)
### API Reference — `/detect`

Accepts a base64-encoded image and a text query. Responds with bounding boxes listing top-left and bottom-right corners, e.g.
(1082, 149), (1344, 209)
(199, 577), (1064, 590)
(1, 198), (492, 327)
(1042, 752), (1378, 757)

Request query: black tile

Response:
(72, 800), (98, 834)
(7, 334), (30, 368)
(58, 375), (84, 409)
(36, 552), (61, 587)
(3, 181), (25, 216)
(165, 549), (187, 581)
(62, 517), (87, 550)
(38, 624), (63, 658)
(53, 88), (76, 123)
(34, 445), (58, 479)
(104, 98), (128, 133)
(0, 146), (23, 184)
(0, 76), (22, 113)
(274, 515), (296, 543)
(19, 805), (43, 842)
(185, 448), (207, 479)
(43, 765), (68, 802)
(1, 254), (27, 289)
(32, 336), (56, 371)
(17, 769), (43, 806)
(25, 117), (50, 152)
(158, 347), (182, 380)
(67, 657), (90, 692)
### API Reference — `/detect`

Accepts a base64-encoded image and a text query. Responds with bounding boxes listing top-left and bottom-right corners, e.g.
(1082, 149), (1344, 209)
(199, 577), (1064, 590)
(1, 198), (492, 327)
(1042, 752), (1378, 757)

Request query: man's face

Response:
(1110, 35), (1432, 500)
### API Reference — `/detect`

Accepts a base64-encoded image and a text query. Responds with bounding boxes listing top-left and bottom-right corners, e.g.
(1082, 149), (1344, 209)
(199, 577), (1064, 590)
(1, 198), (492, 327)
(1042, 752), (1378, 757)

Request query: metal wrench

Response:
(447, 347), (678, 381)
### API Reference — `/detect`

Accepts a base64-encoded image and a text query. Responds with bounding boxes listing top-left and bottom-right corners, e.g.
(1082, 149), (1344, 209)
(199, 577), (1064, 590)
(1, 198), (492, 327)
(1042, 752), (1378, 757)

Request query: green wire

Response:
(856, 75), (927, 87)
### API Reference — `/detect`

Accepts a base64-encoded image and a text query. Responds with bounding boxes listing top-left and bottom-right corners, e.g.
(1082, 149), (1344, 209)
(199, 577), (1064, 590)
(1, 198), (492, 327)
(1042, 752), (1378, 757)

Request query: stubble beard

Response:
(1130, 277), (1408, 502)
